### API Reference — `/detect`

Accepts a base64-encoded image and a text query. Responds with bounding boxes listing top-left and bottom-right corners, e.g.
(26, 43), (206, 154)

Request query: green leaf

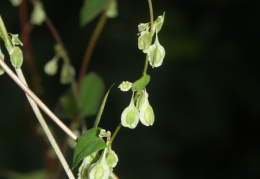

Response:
(78, 72), (105, 118)
(132, 74), (151, 91)
(80, 0), (109, 27)
(93, 84), (114, 128)
(72, 127), (107, 169)
(60, 94), (77, 118)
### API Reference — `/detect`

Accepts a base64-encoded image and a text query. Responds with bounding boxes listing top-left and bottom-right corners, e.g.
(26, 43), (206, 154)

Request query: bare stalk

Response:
(0, 59), (78, 141)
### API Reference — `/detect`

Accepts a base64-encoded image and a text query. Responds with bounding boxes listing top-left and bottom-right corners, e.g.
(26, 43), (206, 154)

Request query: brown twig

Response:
(76, 5), (109, 96)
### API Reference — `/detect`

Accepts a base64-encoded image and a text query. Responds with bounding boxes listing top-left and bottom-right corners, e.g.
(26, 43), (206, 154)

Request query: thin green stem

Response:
(108, 123), (122, 145)
(142, 0), (154, 75)
(148, 0), (154, 28)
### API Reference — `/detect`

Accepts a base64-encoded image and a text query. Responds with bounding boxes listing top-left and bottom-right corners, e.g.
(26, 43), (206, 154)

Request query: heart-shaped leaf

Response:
(80, 0), (109, 27)
(72, 127), (107, 169)
(78, 72), (105, 118)
(132, 74), (150, 91)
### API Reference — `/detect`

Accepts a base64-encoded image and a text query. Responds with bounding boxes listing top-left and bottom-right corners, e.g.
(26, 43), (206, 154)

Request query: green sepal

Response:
(132, 74), (150, 91)
(72, 127), (107, 169)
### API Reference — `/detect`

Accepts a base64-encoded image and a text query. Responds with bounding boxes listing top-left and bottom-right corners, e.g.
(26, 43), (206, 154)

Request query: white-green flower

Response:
(9, 46), (23, 68)
(78, 152), (99, 179)
(44, 57), (58, 76)
(106, 0), (118, 18)
(118, 81), (132, 91)
(121, 95), (139, 129)
(89, 149), (110, 179)
(30, 0), (46, 25)
(139, 91), (155, 126)
(147, 31), (165, 68)
(138, 23), (149, 32)
(106, 150), (118, 168)
(9, 0), (22, 6)
(138, 31), (150, 53)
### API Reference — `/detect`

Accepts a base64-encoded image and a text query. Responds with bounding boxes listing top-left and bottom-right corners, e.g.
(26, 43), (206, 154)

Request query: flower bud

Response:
(89, 149), (110, 179)
(9, 0), (22, 6)
(106, 150), (118, 168)
(9, 46), (23, 68)
(106, 0), (118, 18)
(30, 1), (46, 25)
(147, 31), (165, 68)
(10, 34), (23, 46)
(118, 81), (132, 91)
(139, 91), (154, 126)
(44, 58), (58, 76)
(121, 96), (139, 129)
(60, 63), (75, 84)
(138, 31), (150, 53)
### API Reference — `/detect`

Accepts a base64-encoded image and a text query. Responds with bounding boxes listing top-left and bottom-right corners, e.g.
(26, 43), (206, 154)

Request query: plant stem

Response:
(0, 59), (78, 141)
(142, 0), (154, 75)
(148, 0), (154, 28)
(15, 68), (76, 179)
(108, 123), (122, 145)
(77, 4), (109, 96)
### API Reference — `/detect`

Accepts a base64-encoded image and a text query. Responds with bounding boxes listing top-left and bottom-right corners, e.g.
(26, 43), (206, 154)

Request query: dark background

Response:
(1, 0), (260, 178)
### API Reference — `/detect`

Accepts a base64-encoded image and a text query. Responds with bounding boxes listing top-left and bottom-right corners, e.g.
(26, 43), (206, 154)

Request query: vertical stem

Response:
(142, 0), (154, 75)
(0, 59), (75, 179)
(77, 5), (109, 96)
(148, 0), (154, 27)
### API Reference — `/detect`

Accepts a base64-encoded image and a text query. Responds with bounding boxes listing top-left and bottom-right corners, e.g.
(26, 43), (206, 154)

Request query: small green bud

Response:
(106, 150), (118, 168)
(44, 57), (58, 76)
(139, 91), (154, 126)
(89, 149), (110, 179)
(121, 96), (139, 129)
(10, 34), (23, 46)
(99, 129), (107, 138)
(106, 0), (118, 18)
(30, 1), (46, 25)
(118, 81), (132, 91)
(153, 12), (165, 33)
(60, 63), (75, 85)
(78, 152), (99, 179)
(9, 46), (23, 68)
(138, 31), (150, 53)
(147, 31), (165, 68)
(9, 0), (22, 6)
(138, 23), (149, 32)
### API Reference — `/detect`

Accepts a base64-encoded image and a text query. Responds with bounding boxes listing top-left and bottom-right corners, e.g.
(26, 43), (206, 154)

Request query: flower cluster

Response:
(119, 82), (154, 129)
(78, 130), (118, 179)
(138, 13), (165, 68)
(119, 13), (165, 129)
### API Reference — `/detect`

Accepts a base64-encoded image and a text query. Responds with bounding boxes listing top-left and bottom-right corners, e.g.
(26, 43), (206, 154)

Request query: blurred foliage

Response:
(0, 0), (260, 178)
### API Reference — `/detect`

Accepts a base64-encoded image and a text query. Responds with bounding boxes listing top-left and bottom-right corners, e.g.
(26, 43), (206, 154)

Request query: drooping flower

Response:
(147, 31), (165, 68)
(139, 90), (155, 126)
(88, 149), (110, 179)
(121, 95), (139, 129)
